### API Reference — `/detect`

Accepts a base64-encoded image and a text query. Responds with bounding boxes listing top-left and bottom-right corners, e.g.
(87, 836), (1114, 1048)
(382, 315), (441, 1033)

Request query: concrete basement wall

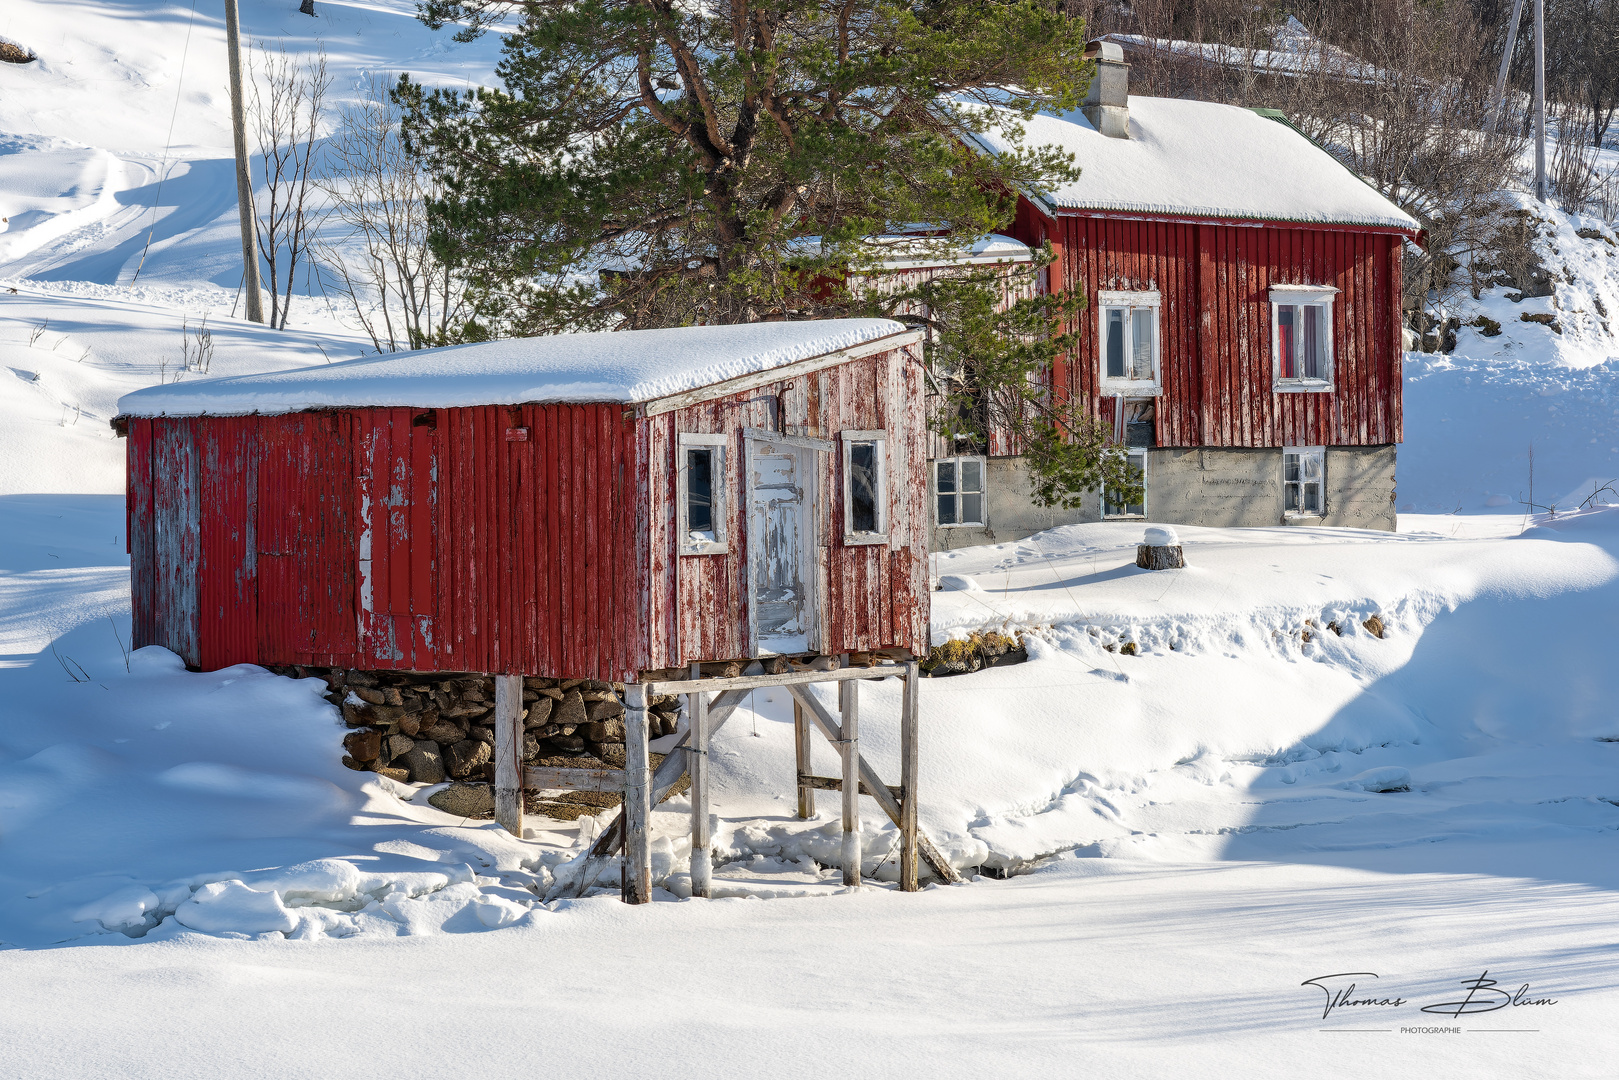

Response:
(928, 446), (1397, 550)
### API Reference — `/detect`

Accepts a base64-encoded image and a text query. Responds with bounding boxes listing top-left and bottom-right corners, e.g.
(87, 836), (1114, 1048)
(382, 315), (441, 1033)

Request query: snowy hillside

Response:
(4, 3), (1619, 1075)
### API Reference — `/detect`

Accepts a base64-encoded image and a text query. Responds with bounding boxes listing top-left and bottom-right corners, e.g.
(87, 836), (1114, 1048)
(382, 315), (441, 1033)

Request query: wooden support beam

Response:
(794, 697), (815, 819)
(644, 664), (907, 696)
(688, 662), (711, 898)
(522, 765), (626, 793)
(796, 774), (902, 799)
(839, 664), (860, 887)
(493, 674), (523, 838)
(900, 660), (920, 893)
(622, 683), (652, 905)
(786, 682), (962, 885)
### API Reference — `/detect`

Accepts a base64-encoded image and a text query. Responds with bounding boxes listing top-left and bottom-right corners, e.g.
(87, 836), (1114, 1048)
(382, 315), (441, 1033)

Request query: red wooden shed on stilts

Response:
(114, 318), (957, 901)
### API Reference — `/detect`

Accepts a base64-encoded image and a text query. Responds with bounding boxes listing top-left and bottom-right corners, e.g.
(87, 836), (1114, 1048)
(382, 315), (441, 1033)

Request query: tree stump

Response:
(1136, 544), (1185, 570)
(299, 0), (316, 15)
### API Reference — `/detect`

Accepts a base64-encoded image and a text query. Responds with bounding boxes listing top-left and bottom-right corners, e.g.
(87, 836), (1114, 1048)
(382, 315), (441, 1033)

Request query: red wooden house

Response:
(936, 41), (1424, 545)
(114, 318), (928, 678)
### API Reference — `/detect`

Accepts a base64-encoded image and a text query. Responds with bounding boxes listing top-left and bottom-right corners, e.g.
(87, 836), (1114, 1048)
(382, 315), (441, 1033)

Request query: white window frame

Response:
(677, 432), (728, 555)
(1270, 285), (1337, 393)
(1098, 289), (1163, 396)
(1103, 447), (1148, 519)
(1282, 446), (1326, 518)
(841, 430), (889, 546)
(934, 455), (986, 528)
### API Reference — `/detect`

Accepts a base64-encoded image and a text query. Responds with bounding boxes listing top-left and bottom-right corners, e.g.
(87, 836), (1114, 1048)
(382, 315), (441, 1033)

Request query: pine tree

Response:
(404, 0), (1137, 504)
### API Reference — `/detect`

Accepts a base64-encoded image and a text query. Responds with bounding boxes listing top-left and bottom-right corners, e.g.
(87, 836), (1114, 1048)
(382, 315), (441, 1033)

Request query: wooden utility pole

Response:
(1487, 0), (1526, 134)
(1534, 0), (1548, 202)
(224, 0), (265, 324)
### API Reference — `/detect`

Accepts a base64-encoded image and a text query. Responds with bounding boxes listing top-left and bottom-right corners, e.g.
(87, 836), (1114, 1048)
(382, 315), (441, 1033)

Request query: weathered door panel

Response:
(746, 438), (816, 655)
(151, 420), (200, 666)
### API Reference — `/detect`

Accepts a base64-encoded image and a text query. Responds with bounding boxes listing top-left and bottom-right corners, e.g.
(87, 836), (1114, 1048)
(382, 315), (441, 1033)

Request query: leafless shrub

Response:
(316, 76), (469, 351)
(180, 314), (214, 374)
(28, 319), (47, 346)
(251, 41), (330, 330)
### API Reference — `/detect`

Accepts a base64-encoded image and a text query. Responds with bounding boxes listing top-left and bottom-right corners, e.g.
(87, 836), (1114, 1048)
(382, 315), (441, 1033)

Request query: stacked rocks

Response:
(293, 668), (687, 785)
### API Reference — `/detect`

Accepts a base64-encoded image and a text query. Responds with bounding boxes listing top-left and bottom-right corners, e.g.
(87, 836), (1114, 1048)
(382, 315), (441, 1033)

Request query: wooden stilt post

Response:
(899, 660), (920, 892)
(493, 674), (524, 838)
(794, 697), (815, 819)
(839, 659), (861, 888)
(688, 663), (711, 898)
(622, 681), (652, 904)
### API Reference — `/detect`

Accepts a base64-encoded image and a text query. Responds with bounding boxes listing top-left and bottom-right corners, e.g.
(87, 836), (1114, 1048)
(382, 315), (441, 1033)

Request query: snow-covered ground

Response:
(5, 0), (1619, 1074)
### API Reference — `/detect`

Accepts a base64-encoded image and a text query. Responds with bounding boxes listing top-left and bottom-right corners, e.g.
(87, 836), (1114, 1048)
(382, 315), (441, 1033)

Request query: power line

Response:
(130, 0), (202, 286)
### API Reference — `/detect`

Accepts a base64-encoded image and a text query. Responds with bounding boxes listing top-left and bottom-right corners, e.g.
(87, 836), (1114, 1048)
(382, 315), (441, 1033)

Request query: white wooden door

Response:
(747, 439), (814, 655)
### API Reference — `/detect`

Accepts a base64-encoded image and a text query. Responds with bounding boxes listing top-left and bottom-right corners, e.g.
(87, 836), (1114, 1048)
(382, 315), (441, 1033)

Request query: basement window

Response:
(678, 433), (728, 555)
(935, 456), (985, 527)
(1271, 286), (1337, 391)
(841, 430), (889, 545)
(1099, 289), (1161, 395)
(1283, 446), (1325, 516)
(1103, 448), (1147, 518)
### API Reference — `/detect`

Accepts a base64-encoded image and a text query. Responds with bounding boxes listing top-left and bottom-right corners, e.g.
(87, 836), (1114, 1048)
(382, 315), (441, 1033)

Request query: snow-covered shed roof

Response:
(117, 319), (912, 418)
(966, 96), (1419, 232)
(790, 233), (1033, 270)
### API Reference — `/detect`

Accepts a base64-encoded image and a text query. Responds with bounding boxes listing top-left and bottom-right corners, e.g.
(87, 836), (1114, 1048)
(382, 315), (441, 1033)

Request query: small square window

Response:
(1104, 448), (1147, 518)
(934, 456), (985, 527)
(678, 433), (728, 554)
(1283, 447), (1325, 516)
(1271, 286), (1336, 391)
(1099, 290), (1162, 395)
(842, 430), (888, 544)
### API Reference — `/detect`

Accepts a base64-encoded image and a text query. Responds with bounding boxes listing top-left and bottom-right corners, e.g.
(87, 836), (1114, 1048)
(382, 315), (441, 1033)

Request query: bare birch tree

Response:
(251, 41), (329, 330)
(316, 77), (469, 351)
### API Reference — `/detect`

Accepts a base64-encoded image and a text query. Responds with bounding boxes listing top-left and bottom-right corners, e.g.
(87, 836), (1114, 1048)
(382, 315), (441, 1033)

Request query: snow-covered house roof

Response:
(966, 96), (1419, 233)
(116, 318), (913, 418)
(1103, 17), (1385, 83)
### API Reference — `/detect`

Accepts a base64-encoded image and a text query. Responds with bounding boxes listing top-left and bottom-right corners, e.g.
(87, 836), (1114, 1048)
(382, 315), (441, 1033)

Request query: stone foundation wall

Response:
(280, 667), (686, 818)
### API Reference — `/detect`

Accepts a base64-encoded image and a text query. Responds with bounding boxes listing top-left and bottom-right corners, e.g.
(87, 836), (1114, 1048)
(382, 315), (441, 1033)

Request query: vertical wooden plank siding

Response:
(652, 342), (930, 667)
(1031, 211), (1404, 450)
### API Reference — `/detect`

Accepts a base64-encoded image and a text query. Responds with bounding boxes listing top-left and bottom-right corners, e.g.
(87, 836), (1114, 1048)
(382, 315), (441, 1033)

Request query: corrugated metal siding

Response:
(131, 346), (927, 676)
(1010, 208), (1402, 449)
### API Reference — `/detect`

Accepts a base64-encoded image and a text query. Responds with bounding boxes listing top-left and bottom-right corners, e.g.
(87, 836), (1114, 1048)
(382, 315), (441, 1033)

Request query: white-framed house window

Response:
(841, 430), (888, 545)
(934, 456), (985, 527)
(1283, 446), (1325, 516)
(1098, 289), (1162, 396)
(677, 433), (728, 555)
(1103, 447), (1147, 518)
(1270, 285), (1337, 391)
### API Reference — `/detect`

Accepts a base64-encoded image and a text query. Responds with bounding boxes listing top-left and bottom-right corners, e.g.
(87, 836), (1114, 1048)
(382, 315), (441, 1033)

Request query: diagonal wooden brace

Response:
(786, 683), (962, 885)
(578, 688), (751, 865)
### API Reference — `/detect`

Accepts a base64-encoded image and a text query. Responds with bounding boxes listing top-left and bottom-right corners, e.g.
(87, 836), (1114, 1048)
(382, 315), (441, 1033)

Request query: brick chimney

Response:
(1082, 39), (1130, 139)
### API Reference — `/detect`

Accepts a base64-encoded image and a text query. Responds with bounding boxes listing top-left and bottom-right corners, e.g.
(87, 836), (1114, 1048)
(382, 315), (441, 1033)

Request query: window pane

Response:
(1284, 483), (1300, 512)
(937, 493), (957, 525)
(1303, 305), (1321, 380)
(1303, 482), (1321, 514)
(1302, 451), (1323, 482)
(849, 442), (878, 534)
(936, 460), (955, 494)
(961, 493), (983, 524)
(1278, 305), (1296, 379)
(686, 448), (714, 537)
(1284, 451), (1300, 483)
(1130, 308), (1154, 381)
(961, 457), (982, 493)
(1106, 309), (1125, 378)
